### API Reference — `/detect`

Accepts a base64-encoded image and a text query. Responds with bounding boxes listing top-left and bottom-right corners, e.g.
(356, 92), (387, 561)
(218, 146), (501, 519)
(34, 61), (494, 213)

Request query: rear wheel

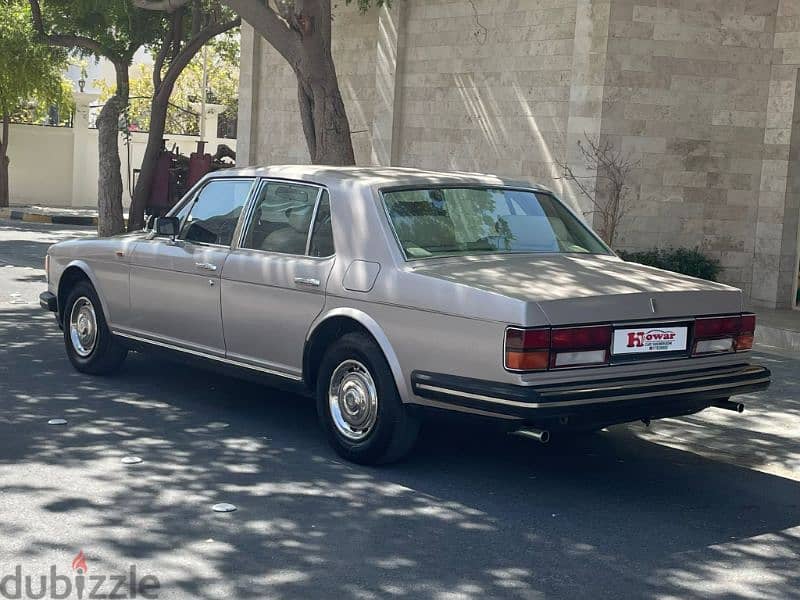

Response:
(63, 281), (127, 375)
(316, 333), (419, 465)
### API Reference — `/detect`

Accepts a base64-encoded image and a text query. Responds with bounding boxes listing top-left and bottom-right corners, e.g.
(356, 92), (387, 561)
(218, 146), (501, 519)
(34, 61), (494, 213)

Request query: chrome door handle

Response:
(294, 276), (320, 287)
(195, 262), (217, 271)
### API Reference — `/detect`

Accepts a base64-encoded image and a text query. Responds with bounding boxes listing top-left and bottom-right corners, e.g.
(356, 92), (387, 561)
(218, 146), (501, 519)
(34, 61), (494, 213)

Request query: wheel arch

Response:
(57, 262), (110, 326)
(303, 308), (409, 401)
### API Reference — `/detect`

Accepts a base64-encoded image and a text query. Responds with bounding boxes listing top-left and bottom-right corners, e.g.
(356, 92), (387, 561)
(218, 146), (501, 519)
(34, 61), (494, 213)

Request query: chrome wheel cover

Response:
(69, 296), (98, 357)
(328, 359), (378, 441)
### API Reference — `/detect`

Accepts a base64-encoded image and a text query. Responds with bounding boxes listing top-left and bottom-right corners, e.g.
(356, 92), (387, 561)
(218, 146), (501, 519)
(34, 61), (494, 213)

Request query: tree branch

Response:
(29, 0), (111, 58)
(191, 0), (202, 37)
(131, 0), (192, 11)
(158, 17), (241, 97)
(222, 0), (300, 63)
(153, 13), (178, 89)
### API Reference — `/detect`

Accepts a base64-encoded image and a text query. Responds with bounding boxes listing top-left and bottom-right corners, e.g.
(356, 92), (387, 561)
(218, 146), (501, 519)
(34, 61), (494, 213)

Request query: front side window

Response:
(382, 187), (610, 259)
(241, 182), (320, 254)
(180, 179), (253, 246)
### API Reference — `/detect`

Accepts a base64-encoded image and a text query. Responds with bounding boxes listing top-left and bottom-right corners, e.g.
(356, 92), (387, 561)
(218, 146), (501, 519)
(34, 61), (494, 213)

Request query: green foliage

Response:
(36, 0), (163, 64)
(98, 33), (240, 136)
(11, 78), (74, 125)
(619, 247), (722, 282)
(0, 1), (69, 118)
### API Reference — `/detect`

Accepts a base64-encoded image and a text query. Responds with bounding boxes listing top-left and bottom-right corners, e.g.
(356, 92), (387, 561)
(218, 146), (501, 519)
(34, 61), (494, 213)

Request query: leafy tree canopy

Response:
(0, 1), (70, 117)
(32, 0), (163, 63)
(98, 32), (240, 137)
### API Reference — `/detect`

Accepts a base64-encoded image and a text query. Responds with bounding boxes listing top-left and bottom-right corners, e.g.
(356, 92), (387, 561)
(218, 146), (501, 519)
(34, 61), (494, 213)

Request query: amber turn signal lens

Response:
(735, 333), (754, 351)
(506, 350), (550, 371)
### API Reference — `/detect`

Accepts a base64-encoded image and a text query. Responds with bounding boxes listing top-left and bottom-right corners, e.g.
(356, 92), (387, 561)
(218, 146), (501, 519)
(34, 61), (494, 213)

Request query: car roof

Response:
(211, 165), (548, 192)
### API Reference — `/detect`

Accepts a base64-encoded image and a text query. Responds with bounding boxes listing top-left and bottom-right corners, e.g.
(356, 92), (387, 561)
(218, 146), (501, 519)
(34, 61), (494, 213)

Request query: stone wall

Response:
(238, 0), (800, 309)
(600, 0), (780, 300)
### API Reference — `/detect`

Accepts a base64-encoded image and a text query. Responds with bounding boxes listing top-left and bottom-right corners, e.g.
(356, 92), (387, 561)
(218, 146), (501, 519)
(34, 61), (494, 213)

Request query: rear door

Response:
(221, 180), (335, 378)
(128, 178), (254, 355)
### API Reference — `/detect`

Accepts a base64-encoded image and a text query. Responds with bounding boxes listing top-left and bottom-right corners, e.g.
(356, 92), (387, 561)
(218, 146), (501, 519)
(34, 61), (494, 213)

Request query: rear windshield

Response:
(381, 187), (610, 259)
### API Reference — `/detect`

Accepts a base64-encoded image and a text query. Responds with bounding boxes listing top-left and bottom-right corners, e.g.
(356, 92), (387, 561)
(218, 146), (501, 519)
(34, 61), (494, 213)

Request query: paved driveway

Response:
(1, 219), (798, 599)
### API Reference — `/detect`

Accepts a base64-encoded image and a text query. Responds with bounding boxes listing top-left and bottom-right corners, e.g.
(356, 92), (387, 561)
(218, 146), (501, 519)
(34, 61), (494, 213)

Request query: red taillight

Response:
(550, 325), (611, 368)
(693, 313), (756, 355)
(505, 327), (550, 371)
(551, 325), (612, 350)
(505, 325), (612, 371)
(694, 316), (741, 338)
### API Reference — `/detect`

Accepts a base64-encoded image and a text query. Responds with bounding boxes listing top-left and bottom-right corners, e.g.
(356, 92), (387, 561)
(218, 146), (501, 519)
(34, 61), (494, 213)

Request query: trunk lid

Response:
(409, 253), (742, 324)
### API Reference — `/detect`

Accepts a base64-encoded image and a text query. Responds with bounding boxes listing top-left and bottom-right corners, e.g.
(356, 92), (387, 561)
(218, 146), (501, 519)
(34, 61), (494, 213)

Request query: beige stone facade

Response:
(238, 0), (800, 309)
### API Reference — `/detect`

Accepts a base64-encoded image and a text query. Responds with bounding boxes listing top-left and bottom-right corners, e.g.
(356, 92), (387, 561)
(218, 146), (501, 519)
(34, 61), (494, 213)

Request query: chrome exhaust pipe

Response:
(512, 427), (550, 444)
(713, 400), (744, 413)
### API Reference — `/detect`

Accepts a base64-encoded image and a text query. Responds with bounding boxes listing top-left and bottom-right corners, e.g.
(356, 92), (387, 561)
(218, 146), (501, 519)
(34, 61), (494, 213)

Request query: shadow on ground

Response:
(0, 307), (798, 599)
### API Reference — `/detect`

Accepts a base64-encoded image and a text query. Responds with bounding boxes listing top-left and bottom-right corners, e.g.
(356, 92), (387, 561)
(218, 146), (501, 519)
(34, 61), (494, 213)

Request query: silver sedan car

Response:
(41, 166), (770, 464)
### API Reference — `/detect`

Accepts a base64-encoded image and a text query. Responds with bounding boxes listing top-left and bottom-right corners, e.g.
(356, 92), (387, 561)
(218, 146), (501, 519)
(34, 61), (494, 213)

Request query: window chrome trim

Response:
(305, 188), (325, 256)
(236, 178), (328, 257)
(112, 330), (303, 381)
(306, 189), (336, 259)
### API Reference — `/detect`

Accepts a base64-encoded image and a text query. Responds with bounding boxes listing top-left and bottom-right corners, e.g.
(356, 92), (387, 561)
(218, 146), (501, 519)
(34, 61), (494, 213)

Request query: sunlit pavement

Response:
(1, 219), (799, 599)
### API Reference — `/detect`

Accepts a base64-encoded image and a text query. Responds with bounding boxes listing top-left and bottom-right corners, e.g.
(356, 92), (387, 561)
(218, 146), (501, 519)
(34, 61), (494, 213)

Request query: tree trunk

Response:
(225, 0), (356, 166)
(294, 22), (355, 166)
(0, 112), (9, 208)
(295, 56), (355, 165)
(96, 66), (128, 237)
(128, 86), (172, 231)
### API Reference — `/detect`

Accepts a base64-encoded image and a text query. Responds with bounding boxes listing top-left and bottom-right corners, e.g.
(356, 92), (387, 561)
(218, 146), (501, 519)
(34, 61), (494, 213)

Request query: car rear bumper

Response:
(40, 291), (57, 312)
(410, 362), (771, 427)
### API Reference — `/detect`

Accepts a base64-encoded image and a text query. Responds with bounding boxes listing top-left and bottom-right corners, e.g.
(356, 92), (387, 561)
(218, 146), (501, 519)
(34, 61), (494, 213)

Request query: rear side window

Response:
(241, 182), (320, 255)
(180, 179), (253, 246)
(309, 190), (334, 257)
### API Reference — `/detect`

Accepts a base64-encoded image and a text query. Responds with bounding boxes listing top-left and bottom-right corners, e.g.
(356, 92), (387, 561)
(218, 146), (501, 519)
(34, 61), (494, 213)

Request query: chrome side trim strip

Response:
(112, 331), (303, 382)
(416, 377), (771, 409)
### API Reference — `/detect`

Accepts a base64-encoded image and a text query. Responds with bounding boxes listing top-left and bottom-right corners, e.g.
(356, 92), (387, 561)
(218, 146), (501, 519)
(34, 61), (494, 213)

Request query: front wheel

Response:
(316, 333), (419, 465)
(63, 281), (127, 375)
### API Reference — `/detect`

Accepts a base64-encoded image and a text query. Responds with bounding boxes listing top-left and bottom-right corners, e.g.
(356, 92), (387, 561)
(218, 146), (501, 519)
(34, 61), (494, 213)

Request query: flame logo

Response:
(72, 550), (88, 573)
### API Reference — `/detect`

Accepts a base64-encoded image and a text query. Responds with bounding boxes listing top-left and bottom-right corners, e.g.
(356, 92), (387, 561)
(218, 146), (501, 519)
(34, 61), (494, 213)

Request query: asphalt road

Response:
(1, 219), (799, 599)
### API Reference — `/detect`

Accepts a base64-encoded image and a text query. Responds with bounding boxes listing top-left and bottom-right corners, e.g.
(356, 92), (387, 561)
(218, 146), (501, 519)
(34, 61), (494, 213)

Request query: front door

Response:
(127, 178), (255, 356)
(222, 181), (336, 378)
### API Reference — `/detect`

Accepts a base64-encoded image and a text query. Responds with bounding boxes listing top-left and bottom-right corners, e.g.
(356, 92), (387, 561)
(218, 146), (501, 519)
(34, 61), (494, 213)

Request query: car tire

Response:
(63, 280), (128, 375)
(316, 332), (420, 465)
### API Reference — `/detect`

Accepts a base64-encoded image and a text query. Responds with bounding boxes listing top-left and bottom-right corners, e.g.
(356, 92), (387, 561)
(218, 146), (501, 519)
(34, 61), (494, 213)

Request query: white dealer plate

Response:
(612, 326), (688, 355)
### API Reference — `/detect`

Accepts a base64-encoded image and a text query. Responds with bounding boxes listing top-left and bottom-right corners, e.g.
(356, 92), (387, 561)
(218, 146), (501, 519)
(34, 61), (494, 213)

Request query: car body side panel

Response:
(319, 295), (509, 392)
(127, 239), (229, 356)
(47, 234), (143, 328)
(221, 250), (334, 375)
(308, 306), (410, 400)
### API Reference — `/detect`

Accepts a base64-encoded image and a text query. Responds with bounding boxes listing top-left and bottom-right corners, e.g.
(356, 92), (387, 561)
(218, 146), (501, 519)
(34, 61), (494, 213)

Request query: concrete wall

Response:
(7, 94), (235, 208)
(238, 0), (800, 308)
(6, 125), (74, 207)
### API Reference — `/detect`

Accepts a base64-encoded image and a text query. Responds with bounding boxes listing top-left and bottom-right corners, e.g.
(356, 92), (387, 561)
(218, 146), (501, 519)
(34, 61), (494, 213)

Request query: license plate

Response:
(612, 326), (688, 355)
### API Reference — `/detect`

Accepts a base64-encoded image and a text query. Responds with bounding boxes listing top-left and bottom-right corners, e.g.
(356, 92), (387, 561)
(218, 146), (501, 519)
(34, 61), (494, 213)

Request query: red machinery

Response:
(187, 141), (213, 188)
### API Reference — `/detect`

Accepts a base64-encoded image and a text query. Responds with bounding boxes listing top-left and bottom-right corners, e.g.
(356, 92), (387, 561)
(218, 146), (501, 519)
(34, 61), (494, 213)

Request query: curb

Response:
(0, 207), (98, 226)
